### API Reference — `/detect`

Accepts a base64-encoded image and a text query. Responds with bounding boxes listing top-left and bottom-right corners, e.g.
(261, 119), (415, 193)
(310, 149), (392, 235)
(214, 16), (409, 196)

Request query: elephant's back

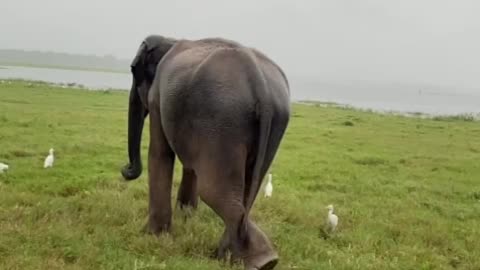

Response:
(156, 40), (290, 165)
(158, 43), (259, 151)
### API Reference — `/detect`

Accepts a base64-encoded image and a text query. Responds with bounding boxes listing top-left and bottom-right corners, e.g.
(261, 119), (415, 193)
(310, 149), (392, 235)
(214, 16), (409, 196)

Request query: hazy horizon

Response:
(1, 0), (480, 90)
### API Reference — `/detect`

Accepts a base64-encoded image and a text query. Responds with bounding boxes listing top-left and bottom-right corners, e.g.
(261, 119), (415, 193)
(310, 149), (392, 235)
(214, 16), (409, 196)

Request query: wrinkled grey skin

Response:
(121, 35), (290, 270)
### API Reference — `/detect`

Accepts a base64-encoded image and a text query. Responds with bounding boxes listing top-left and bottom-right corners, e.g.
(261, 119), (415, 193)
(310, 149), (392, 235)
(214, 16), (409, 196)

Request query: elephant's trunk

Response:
(121, 79), (148, 180)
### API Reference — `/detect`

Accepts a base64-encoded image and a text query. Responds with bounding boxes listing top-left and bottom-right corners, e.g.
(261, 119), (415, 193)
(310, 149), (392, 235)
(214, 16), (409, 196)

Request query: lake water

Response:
(1, 65), (479, 115)
(0, 65), (131, 90)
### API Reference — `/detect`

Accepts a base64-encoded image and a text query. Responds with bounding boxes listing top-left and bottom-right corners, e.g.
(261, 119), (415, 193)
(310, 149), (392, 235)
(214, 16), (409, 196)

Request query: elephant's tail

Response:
(241, 49), (273, 215)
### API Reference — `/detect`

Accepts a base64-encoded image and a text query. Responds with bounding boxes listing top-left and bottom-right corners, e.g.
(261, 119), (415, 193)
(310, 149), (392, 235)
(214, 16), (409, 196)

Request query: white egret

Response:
(326, 204), (338, 233)
(44, 148), (54, 168)
(0, 162), (9, 173)
(264, 173), (273, 197)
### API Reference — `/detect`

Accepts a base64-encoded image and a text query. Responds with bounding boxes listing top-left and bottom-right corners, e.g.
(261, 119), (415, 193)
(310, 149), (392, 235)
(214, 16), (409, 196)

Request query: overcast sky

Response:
(1, 0), (479, 89)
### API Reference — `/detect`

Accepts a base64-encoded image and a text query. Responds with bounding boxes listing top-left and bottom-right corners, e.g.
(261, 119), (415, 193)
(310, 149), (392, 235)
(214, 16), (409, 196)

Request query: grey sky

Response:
(1, 0), (479, 89)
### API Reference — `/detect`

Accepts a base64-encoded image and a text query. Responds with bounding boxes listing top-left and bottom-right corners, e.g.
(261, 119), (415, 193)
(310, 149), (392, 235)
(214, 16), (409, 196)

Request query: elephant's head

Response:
(121, 35), (176, 180)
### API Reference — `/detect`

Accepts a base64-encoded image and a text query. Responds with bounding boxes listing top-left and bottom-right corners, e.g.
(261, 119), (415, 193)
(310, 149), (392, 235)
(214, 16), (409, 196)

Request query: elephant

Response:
(121, 35), (290, 270)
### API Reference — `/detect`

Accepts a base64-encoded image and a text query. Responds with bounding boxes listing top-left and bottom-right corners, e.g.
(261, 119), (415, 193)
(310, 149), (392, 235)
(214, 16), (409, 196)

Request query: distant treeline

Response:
(0, 49), (130, 73)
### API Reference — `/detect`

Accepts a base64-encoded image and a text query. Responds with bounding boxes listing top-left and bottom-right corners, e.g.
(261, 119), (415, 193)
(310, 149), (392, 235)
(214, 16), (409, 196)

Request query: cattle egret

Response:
(44, 148), (54, 168)
(0, 162), (8, 173)
(264, 173), (273, 197)
(326, 204), (338, 232)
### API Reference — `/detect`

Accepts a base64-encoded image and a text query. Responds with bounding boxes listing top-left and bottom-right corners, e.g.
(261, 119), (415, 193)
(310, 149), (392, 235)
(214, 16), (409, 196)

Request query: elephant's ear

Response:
(131, 41), (147, 68)
(131, 42), (147, 83)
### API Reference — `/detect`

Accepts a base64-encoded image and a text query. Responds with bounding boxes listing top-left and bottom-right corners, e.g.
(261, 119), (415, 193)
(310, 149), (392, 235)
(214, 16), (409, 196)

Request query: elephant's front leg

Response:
(144, 110), (175, 235)
(176, 168), (198, 210)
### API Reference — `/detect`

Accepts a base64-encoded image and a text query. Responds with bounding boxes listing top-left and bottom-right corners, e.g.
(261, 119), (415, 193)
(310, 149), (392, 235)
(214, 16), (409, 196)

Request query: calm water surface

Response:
(0, 65), (131, 90)
(1, 65), (479, 115)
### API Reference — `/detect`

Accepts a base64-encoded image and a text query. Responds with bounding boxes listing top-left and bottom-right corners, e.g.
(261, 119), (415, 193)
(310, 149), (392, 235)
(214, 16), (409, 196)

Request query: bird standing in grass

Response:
(0, 162), (9, 173)
(264, 173), (273, 197)
(44, 148), (54, 168)
(326, 204), (338, 233)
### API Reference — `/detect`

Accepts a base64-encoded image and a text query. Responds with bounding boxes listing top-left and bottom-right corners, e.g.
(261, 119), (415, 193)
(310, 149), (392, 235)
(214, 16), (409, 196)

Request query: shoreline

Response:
(1, 78), (478, 120)
(295, 100), (480, 121)
(0, 63), (128, 74)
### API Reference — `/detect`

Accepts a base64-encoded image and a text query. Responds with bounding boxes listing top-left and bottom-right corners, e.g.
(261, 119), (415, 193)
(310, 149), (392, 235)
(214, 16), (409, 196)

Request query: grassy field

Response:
(0, 80), (479, 270)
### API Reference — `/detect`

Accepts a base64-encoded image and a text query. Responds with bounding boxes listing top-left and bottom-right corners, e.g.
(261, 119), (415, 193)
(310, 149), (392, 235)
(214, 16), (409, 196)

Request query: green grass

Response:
(1, 80), (479, 270)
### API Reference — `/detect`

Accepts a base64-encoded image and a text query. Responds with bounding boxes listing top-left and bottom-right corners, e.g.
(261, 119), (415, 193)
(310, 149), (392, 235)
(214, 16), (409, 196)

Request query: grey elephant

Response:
(121, 35), (290, 270)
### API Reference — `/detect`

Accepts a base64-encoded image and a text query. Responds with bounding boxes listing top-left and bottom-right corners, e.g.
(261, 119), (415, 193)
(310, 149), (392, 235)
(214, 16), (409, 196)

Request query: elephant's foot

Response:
(211, 246), (231, 262)
(244, 251), (278, 270)
(176, 199), (198, 211)
(141, 216), (171, 235)
(212, 230), (230, 261)
(239, 220), (279, 270)
(212, 225), (278, 269)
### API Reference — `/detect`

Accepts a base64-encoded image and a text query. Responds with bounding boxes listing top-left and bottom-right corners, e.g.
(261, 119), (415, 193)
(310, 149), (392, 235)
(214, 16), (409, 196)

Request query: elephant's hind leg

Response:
(176, 168), (198, 210)
(144, 108), (175, 235)
(195, 143), (278, 270)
